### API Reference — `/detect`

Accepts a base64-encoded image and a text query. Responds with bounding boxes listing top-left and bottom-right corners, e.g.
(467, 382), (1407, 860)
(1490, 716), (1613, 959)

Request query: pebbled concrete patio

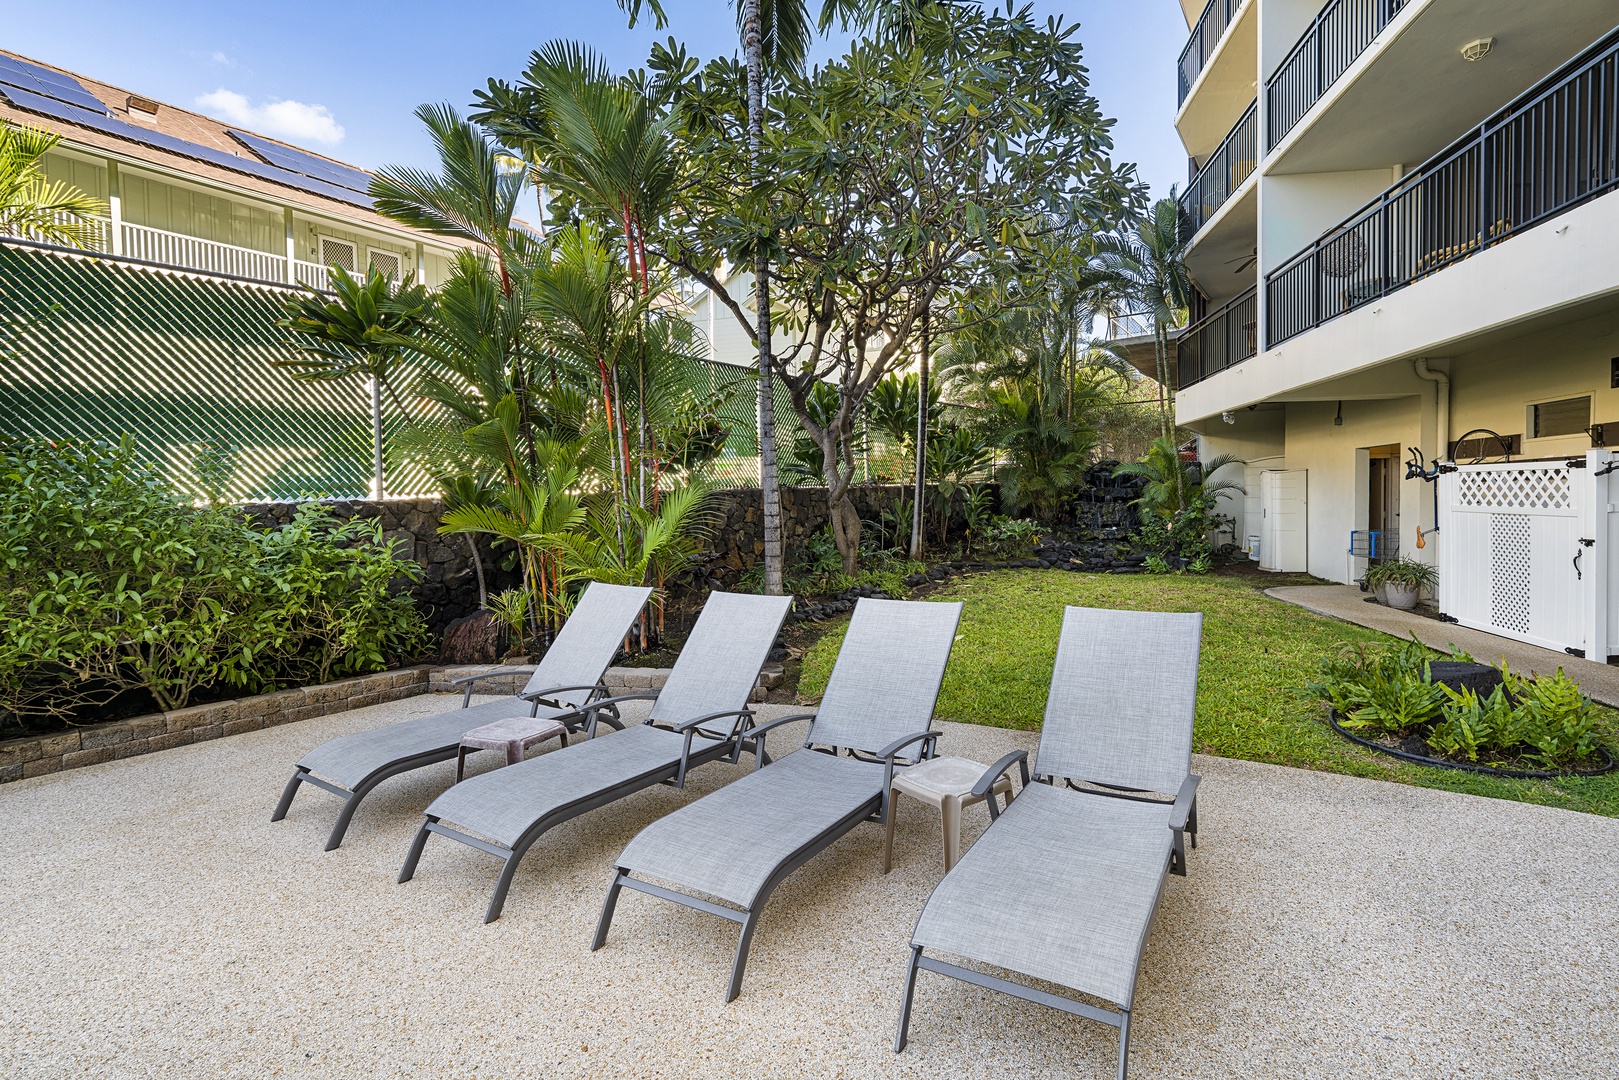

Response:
(2, 694), (1616, 1078)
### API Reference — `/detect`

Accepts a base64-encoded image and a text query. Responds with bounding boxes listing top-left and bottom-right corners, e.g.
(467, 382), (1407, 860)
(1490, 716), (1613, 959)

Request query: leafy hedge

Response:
(0, 437), (429, 732)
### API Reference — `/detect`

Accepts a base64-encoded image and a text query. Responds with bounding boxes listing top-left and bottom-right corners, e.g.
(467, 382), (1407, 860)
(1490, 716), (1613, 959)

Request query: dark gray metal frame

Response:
(591, 717), (941, 1002)
(269, 678), (617, 851)
(893, 750), (1200, 1080)
(398, 699), (758, 924)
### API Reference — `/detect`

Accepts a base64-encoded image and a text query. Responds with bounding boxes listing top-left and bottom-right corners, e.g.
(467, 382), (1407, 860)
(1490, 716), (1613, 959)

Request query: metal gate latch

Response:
(1575, 538), (1595, 580)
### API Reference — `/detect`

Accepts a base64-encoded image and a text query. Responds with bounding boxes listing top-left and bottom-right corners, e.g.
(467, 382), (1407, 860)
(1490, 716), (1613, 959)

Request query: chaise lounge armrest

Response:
(576, 691), (660, 737)
(1169, 773), (1200, 832)
(1168, 773), (1201, 876)
(878, 729), (942, 763)
(740, 712), (818, 770)
(878, 730), (942, 817)
(972, 750), (1030, 819)
(450, 668), (537, 707)
(672, 709), (755, 737)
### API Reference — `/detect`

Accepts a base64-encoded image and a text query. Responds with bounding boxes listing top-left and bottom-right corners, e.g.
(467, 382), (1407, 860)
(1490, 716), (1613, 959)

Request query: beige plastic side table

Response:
(882, 756), (1014, 874)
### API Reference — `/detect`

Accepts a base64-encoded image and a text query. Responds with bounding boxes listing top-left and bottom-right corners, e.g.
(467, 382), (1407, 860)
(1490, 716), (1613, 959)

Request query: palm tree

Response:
(0, 123), (106, 248)
(984, 378), (1097, 521)
(369, 105), (543, 475)
(274, 265), (431, 497)
(1113, 435), (1243, 521)
(1098, 196), (1192, 442)
(548, 482), (715, 647)
(439, 439), (590, 644)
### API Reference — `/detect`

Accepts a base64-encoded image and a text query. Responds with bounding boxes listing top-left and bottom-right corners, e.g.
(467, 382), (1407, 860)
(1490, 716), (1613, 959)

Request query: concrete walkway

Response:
(2, 694), (1617, 1078)
(1269, 583), (1619, 705)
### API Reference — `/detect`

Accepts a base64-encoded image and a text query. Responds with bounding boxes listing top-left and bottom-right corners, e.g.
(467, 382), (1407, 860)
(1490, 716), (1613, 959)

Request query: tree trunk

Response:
(742, 0), (785, 597)
(909, 309), (930, 560)
(369, 376), (386, 499)
(465, 535), (488, 608)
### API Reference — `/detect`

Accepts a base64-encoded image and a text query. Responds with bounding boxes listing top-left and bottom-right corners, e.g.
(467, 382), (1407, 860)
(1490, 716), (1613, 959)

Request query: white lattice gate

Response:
(1438, 451), (1618, 658)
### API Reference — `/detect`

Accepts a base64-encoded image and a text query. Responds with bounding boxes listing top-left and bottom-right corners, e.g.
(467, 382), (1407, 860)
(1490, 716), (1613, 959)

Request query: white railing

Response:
(1, 212), (112, 252)
(120, 221), (286, 283)
(291, 260), (332, 291)
(1105, 311), (1157, 339)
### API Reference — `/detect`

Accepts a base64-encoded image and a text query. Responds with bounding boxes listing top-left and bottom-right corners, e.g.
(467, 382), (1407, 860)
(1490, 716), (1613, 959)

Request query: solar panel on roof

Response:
(227, 130), (372, 195)
(0, 83), (373, 210)
(0, 55), (108, 115)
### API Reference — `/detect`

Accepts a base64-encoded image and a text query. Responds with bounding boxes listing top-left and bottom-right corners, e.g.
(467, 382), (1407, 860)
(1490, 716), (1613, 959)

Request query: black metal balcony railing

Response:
(1265, 28), (1619, 348)
(1179, 100), (1259, 242)
(1178, 285), (1258, 388)
(1266, 0), (1409, 150)
(1178, 0), (1242, 106)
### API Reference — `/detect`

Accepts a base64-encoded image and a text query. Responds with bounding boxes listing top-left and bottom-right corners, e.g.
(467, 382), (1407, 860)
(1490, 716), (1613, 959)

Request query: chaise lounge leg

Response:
(272, 770), (305, 822)
(398, 819), (433, 883)
(725, 905), (764, 1003)
(894, 944), (922, 1052)
(590, 870), (626, 952)
(325, 791), (365, 851)
(485, 851), (524, 924)
(1116, 1009), (1132, 1080)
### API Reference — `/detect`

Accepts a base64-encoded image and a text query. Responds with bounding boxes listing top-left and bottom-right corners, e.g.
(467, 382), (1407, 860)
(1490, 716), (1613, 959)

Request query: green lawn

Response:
(799, 570), (1619, 817)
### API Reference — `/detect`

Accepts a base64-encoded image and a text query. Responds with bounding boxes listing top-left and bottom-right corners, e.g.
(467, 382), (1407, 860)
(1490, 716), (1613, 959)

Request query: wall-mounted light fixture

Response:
(1334, 401), (1344, 426)
(1222, 411), (1236, 424)
(1461, 37), (1495, 62)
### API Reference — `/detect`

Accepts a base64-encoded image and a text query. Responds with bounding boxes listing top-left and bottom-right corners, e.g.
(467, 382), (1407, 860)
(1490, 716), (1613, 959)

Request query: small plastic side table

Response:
(455, 715), (569, 781)
(883, 756), (1014, 874)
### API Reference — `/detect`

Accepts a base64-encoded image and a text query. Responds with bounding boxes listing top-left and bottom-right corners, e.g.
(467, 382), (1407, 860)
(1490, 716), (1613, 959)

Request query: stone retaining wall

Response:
(0, 662), (785, 785)
(0, 668), (433, 784)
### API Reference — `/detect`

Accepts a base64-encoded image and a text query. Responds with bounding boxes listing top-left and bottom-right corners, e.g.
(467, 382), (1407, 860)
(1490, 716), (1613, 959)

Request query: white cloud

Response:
(208, 51), (234, 67)
(195, 88), (345, 146)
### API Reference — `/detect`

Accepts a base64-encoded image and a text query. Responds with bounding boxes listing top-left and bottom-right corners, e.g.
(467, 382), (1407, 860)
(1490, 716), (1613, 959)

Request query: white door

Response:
(1438, 461), (1585, 653)
(1260, 470), (1308, 573)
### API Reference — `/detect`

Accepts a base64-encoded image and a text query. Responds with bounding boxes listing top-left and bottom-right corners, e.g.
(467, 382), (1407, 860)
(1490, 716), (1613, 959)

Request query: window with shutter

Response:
(1530, 396), (1590, 439)
(367, 248), (402, 280)
(317, 236), (357, 272)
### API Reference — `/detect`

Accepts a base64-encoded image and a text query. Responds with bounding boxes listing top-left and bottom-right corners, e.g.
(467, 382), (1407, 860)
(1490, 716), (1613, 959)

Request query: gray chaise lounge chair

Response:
(591, 597), (964, 1002)
(894, 605), (1203, 1080)
(272, 581), (652, 850)
(397, 589), (794, 923)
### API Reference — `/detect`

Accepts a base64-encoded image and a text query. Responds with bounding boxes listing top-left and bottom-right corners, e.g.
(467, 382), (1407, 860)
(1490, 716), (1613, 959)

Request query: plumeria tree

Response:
(641, 5), (1142, 571)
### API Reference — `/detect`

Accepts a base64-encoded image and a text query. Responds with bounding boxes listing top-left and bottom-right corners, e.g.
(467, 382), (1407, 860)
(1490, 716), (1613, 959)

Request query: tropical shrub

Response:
(0, 437), (429, 732)
(1307, 638), (1610, 770)
(1117, 437), (1243, 571)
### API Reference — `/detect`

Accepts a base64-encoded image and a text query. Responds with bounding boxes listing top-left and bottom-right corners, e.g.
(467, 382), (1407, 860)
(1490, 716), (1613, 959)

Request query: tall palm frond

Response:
(0, 123), (107, 248)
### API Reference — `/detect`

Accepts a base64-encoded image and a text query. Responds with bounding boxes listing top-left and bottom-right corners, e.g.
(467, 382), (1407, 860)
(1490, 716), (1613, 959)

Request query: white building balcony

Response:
(1264, 0), (1619, 177)
(1180, 25), (1619, 419)
(1177, 0), (1258, 169)
(4, 216), (347, 291)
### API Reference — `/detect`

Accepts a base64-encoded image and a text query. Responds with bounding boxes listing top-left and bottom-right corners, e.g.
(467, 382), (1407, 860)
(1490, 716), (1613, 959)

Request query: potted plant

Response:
(1363, 557), (1438, 610)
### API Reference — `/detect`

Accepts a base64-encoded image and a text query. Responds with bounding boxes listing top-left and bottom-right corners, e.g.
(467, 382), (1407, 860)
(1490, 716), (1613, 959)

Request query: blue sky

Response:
(5, 1), (1189, 201)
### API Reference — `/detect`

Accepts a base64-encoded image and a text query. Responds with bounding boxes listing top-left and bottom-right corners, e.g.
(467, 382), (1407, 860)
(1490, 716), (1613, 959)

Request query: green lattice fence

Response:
(0, 243), (434, 500)
(0, 243), (823, 499)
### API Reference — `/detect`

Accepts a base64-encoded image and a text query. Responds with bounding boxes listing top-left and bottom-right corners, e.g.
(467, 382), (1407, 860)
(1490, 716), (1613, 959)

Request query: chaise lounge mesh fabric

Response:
(271, 582), (652, 850)
(593, 597), (964, 1002)
(396, 590), (794, 924)
(895, 606), (1204, 1080)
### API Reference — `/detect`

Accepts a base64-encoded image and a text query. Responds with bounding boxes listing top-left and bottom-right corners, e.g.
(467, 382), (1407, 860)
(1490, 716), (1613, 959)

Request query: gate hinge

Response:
(1568, 458), (1589, 468)
(1566, 647), (1587, 658)
(1437, 612), (1458, 624)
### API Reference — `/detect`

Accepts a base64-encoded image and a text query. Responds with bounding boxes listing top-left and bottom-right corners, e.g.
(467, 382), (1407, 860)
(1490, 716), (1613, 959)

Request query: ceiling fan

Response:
(1226, 248), (1257, 273)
